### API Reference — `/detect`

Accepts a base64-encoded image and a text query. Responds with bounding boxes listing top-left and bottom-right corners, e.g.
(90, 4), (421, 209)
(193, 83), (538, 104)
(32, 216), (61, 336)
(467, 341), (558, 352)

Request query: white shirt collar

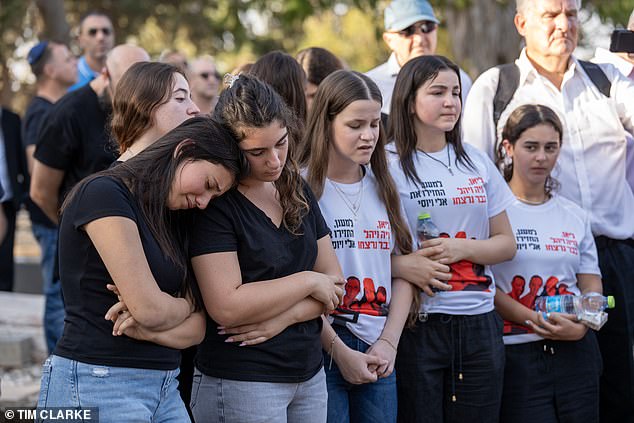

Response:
(387, 53), (401, 77)
(516, 48), (581, 88)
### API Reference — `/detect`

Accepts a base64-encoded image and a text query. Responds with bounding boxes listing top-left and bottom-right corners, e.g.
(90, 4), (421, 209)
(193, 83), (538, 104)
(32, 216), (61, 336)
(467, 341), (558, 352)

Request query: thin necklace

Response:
(420, 145), (453, 176)
(516, 194), (550, 205)
(328, 174), (364, 221)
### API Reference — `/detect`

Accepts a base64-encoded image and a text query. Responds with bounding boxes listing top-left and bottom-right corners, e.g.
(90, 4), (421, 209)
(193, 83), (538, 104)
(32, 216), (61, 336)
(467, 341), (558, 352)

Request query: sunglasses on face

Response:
(199, 72), (219, 80)
(87, 27), (112, 37)
(398, 21), (437, 37)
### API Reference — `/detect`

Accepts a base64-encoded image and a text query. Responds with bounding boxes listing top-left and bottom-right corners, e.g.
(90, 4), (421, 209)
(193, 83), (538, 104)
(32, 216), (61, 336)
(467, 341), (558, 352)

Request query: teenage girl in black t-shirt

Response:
(109, 60), (201, 416)
(36, 117), (243, 422)
(189, 74), (344, 423)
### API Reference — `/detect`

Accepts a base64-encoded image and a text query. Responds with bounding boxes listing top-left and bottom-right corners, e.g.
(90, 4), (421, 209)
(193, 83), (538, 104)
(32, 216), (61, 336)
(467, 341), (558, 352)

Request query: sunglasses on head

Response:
(398, 21), (437, 37)
(87, 27), (112, 37)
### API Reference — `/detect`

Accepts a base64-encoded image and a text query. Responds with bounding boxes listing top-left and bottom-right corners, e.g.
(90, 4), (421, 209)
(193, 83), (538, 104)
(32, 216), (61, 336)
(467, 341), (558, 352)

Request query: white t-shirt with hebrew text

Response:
(491, 195), (601, 345)
(388, 142), (515, 315)
(319, 166), (394, 345)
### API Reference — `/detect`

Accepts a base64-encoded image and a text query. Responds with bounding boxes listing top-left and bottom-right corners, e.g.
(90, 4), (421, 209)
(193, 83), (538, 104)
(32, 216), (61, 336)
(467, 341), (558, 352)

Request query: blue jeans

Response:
(324, 325), (397, 423)
(190, 367), (327, 423)
(37, 355), (190, 423)
(31, 223), (64, 354)
(395, 311), (505, 423)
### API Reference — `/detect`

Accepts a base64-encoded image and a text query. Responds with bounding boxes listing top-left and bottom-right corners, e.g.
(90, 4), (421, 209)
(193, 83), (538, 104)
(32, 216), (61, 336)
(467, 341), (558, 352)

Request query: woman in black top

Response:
(36, 117), (243, 423)
(189, 74), (344, 423)
(110, 60), (201, 415)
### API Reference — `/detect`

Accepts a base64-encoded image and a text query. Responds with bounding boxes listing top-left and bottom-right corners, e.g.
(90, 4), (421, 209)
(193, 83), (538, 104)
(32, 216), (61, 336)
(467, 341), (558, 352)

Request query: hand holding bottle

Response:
(525, 311), (588, 341)
(534, 293), (614, 330)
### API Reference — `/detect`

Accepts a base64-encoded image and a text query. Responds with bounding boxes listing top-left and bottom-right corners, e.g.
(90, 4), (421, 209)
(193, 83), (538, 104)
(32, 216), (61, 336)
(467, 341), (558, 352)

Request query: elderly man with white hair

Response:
(463, 1), (634, 421)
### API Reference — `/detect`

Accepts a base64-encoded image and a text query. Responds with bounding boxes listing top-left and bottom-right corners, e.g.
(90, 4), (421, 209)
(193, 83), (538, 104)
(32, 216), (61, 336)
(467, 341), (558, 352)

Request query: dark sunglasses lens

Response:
(422, 22), (436, 33)
(88, 28), (111, 36)
(403, 21), (436, 36)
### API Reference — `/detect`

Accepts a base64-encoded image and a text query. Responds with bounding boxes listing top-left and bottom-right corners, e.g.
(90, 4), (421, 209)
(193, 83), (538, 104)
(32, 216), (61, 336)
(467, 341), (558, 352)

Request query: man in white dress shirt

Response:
(592, 11), (634, 192)
(463, 1), (634, 421)
(366, 0), (472, 116)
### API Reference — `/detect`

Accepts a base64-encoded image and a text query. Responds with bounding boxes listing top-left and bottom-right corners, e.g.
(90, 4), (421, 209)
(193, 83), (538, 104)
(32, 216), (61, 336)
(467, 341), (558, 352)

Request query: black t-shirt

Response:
(54, 176), (183, 370)
(189, 184), (330, 383)
(34, 85), (116, 204)
(22, 96), (55, 227)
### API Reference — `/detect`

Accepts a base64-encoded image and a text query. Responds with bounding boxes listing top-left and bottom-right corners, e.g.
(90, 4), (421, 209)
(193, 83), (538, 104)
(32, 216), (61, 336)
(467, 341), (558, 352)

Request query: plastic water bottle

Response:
(416, 212), (442, 294)
(534, 293), (615, 317)
(416, 212), (440, 248)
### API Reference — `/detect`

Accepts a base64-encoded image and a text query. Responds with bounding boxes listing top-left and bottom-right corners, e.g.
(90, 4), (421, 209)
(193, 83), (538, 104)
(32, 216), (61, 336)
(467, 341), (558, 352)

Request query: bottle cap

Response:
(607, 296), (615, 309)
(418, 212), (431, 220)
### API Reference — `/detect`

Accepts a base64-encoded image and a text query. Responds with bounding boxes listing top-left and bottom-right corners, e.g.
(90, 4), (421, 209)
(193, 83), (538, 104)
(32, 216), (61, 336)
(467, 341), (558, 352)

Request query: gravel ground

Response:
(0, 292), (46, 408)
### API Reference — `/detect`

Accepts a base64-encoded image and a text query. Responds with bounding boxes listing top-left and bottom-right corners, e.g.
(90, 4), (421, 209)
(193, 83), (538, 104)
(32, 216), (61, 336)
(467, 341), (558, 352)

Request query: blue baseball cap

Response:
(384, 0), (439, 32)
(27, 41), (49, 66)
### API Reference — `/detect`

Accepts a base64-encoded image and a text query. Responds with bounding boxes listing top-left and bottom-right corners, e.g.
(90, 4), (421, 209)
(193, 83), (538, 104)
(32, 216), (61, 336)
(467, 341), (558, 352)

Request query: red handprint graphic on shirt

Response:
(334, 276), (388, 321)
(342, 276), (360, 308)
(519, 276), (542, 308)
(441, 231), (493, 292)
(545, 276), (574, 296)
(509, 275), (525, 301)
(503, 275), (575, 335)
(503, 275), (543, 335)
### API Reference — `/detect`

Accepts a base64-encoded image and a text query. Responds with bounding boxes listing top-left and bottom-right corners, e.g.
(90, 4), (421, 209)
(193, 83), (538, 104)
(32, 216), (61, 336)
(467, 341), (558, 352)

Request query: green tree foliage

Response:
(0, 0), (30, 106)
(2, 0), (633, 110)
(584, 0), (634, 27)
(298, 7), (387, 72)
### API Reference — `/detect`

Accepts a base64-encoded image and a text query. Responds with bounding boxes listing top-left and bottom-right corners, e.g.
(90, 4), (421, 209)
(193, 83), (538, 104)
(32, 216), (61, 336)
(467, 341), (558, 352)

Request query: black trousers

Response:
(178, 345), (196, 421)
(500, 332), (601, 423)
(595, 236), (634, 423)
(0, 201), (16, 291)
(396, 311), (505, 423)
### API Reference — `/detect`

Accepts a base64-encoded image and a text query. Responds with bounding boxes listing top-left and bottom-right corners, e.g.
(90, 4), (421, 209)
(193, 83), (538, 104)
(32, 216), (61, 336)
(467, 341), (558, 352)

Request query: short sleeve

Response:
(34, 105), (77, 170)
(392, 200), (415, 255)
(577, 212), (602, 276)
(476, 148), (515, 218)
(189, 196), (238, 257)
(68, 177), (137, 229)
(22, 106), (48, 148)
(304, 182), (330, 240)
(23, 112), (41, 148)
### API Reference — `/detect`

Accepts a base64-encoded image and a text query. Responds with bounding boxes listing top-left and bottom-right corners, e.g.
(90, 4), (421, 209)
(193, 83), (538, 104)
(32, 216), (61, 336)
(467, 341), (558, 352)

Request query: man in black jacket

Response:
(0, 107), (27, 291)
